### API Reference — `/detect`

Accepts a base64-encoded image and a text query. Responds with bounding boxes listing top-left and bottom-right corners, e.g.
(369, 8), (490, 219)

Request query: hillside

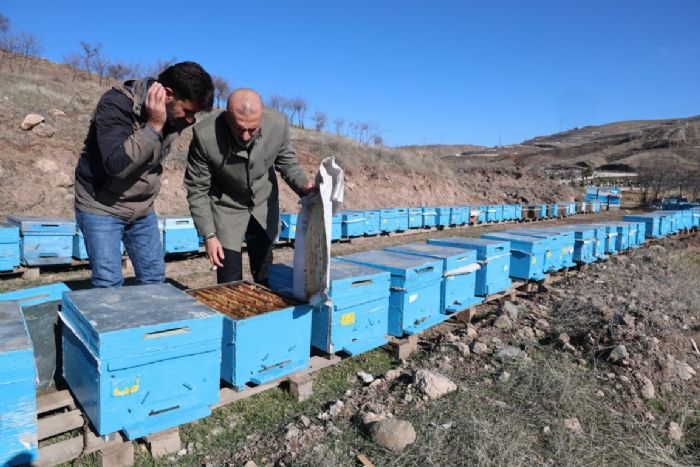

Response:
(2, 55), (651, 220)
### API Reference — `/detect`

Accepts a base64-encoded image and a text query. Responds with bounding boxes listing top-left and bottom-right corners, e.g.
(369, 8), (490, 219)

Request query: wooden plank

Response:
(37, 436), (83, 467)
(37, 390), (74, 414)
(38, 409), (83, 440)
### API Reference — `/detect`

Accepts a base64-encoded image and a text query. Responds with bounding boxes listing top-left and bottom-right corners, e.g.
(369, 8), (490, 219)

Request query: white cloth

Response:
(292, 157), (344, 304)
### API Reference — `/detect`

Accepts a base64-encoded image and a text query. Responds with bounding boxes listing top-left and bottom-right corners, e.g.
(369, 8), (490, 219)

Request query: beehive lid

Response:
(63, 283), (218, 333)
(337, 250), (442, 279)
(385, 242), (476, 261)
(0, 301), (32, 352)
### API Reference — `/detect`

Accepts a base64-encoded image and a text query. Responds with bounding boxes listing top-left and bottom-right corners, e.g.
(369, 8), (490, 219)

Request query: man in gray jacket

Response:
(75, 62), (214, 287)
(185, 88), (313, 284)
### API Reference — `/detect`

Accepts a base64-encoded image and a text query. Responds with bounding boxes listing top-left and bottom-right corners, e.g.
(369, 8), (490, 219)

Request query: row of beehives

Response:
(1, 208), (698, 465)
(280, 200), (605, 240)
(0, 202), (604, 272)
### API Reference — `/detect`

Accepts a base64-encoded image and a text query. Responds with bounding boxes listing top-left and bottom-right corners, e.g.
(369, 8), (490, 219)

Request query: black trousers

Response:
(217, 217), (273, 285)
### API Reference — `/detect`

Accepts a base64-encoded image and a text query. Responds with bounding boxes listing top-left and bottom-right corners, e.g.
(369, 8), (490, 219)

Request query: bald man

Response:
(185, 89), (313, 284)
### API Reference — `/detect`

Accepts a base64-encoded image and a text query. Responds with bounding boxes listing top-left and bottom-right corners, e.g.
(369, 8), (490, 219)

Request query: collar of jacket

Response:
(117, 78), (154, 120)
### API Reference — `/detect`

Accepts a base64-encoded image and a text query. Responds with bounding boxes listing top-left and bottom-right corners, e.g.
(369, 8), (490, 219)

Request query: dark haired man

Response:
(75, 61), (214, 287)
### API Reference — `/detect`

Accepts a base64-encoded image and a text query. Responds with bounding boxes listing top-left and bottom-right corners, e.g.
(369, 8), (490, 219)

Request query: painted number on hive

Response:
(340, 312), (356, 326)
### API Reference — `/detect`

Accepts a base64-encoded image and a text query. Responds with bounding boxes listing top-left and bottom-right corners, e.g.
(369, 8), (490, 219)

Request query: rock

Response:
(521, 327), (536, 340)
(534, 319), (550, 330)
(385, 369), (402, 382)
(668, 422), (683, 441)
(500, 301), (520, 321)
(243, 461), (258, 467)
(452, 341), (471, 356)
(414, 369), (457, 400)
(285, 425), (300, 440)
(676, 361), (696, 381)
(444, 332), (459, 343)
(328, 400), (344, 417)
(177, 449), (187, 457)
(650, 245), (666, 253)
(367, 419), (416, 452)
(48, 108), (66, 116)
(21, 113), (44, 130)
(493, 315), (512, 330)
(563, 417), (583, 434)
(470, 341), (488, 355)
(495, 346), (522, 362)
(357, 371), (375, 384)
(639, 377), (655, 399)
(558, 333), (571, 345)
(608, 345), (629, 363)
(596, 390), (605, 397)
(361, 411), (386, 425)
(33, 122), (56, 138)
(498, 371), (511, 382)
(34, 158), (58, 173)
(465, 325), (478, 340)
(299, 415), (311, 428)
(542, 426), (551, 435)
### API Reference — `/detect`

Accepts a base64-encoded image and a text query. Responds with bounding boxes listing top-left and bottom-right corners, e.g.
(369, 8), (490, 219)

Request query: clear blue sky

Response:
(4, 1), (700, 147)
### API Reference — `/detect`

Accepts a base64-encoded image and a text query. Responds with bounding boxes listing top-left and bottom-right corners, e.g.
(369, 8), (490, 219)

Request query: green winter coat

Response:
(184, 109), (308, 251)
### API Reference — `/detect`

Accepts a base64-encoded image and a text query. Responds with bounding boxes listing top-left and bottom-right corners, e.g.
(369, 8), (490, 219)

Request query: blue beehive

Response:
(0, 283), (70, 390)
(510, 229), (562, 272)
(422, 208), (438, 228)
(396, 208), (409, 231)
(0, 223), (20, 272)
(73, 230), (125, 260)
(427, 237), (511, 296)
(568, 202), (577, 215)
(476, 206), (488, 223)
(336, 250), (446, 336)
(340, 211), (366, 238)
(481, 232), (547, 281)
(379, 209), (401, 233)
(434, 207), (451, 227)
(408, 208), (423, 229)
(61, 283), (222, 439)
(385, 242), (482, 314)
(279, 213), (298, 240)
(623, 214), (662, 238)
(515, 204), (524, 220)
(160, 216), (200, 253)
(450, 206), (465, 226)
(361, 210), (381, 236)
(521, 228), (576, 268)
(591, 201), (602, 213)
(485, 205), (501, 223)
(602, 223), (630, 250)
(188, 281), (311, 389)
(7, 216), (75, 266)
(550, 225), (597, 264)
(587, 224), (619, 254)
(269, 261), (390, 356)
(618, 222), (643, 248)
(692, 208), (700, 228)
(0, 301), (38, 466)
(549, 203), (559, 218)
(331, 214), (342, 241)
(502, 205), (516, 221)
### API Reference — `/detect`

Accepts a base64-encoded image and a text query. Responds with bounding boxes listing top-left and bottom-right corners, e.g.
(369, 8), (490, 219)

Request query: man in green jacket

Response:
(185, 89), (313, 284)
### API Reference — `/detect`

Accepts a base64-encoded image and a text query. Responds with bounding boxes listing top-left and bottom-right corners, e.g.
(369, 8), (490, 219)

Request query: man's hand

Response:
(145, 82), (167, 133)
(205, 236), (225, 268)
(301, 182), (318, 196)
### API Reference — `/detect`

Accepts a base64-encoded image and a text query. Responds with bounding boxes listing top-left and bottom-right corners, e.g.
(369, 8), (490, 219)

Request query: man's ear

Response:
(164, 87), (174, 104)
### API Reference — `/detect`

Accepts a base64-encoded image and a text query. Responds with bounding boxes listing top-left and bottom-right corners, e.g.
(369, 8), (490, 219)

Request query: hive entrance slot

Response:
(149, 405), (180, 416)
(144, 327), (190, 339)
(351, 279), (373, 287)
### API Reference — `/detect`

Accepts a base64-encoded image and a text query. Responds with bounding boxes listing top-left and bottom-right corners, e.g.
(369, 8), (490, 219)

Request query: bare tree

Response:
(268, 94), (284, 112)
(334, 117), (345, 136)
(63, 53), (86, 81)
(92, 54), (110, 85)
(0, 14), (9, 33)
(212, 75), (231, 109)
(350, 121), (382, 145)
(311, 111), (327, 131)
(280, 98), (294, 123)
(290, 97), (308, 128)
(372, 135), (384, 146)
(79, 41), (103, 77)
(0, 32), (18, 71)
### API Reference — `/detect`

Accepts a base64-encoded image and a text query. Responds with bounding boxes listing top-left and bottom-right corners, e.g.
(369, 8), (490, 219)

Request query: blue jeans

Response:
(76, 209), (165, 287)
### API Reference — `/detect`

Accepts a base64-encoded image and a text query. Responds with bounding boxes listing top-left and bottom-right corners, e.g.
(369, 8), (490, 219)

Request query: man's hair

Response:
(158, 61), (214, 111)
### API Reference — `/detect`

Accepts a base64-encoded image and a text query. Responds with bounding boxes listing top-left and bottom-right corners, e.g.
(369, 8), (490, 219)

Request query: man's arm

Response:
(274, 117), (311, 196)
(95, 83), (167, 180)
(184, 130), (224, 267)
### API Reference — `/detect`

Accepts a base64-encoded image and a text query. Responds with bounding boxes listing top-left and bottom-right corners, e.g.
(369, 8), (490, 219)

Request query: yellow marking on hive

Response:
(340, 312), (356, 326)
(113, 378), (140, 397)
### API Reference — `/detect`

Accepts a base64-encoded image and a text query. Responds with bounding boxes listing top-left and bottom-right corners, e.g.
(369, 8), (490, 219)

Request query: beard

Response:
(165, 103), (189, 133)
